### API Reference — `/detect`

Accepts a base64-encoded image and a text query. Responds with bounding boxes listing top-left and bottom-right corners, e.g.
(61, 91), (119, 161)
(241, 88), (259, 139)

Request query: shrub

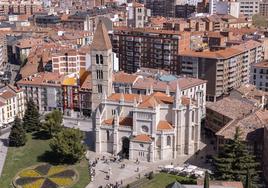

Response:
(148, 171), (154, 180)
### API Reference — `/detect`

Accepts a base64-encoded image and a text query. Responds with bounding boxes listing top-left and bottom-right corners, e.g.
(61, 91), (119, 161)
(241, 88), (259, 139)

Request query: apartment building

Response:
(175, 4), (196, 18)
(0, 35), (7, 71)
(0, 84), (25, 128)
(260, 0), (268, 17)
(250, 61), (268, 91)
(15, 38), (44, 64)
(144, 0), (176, 17)
(52, 50), (90, 75)
(112, 27), (190, 74)
(178, 40), (263, 101)
(0, 0), (42, 15)
(17, 72), (64, 112)
(237, 0), (261, 17)
(17, 71), (92, 117)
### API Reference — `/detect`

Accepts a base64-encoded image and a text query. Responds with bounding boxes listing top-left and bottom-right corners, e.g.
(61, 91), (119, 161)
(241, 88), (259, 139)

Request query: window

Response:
(100, 55), (103, 64)
(139, 144), (144, 148)
(141, 125), (149, 133)
(192, 112), (194, 122)
(192, 127), (194, 140)
(97, 70), (103, 79)
(96, 54), (99, 64)
(106, 130), (110, 141)
(167, 136), (171, 146)
(98, 84), (102, 93)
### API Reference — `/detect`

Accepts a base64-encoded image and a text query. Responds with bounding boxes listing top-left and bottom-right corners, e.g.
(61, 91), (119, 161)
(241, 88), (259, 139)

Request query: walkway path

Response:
(0, 131), (10, 177)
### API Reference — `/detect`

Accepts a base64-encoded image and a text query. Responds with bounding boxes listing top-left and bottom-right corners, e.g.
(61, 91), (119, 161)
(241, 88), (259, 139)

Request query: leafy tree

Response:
(252, 14), (268, 28)
(214, 128), (260, 187)
(23, 99), (40, 132)
(50, 128), (86, 164)
(9, 117), (27, 147)
(204, 171), (209, 188)
(43, 109), (63, 138)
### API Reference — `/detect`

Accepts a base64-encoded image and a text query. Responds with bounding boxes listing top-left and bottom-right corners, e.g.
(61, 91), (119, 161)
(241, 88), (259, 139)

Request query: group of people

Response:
(98, 180), (123, 188)
(90, 155), (144, 188)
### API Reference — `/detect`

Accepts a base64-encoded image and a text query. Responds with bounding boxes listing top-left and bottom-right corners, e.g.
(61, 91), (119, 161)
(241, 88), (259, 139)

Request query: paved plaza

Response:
(85, 151), (191, 188)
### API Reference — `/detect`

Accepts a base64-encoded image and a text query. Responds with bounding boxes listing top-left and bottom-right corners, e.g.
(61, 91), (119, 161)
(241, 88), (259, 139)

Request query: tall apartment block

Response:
(0, 35), (7, 71)
(260, 0), (268, 17)
(52, 50), (90, 75)
(178, 40), (263, 101)
(144, 0), (176, 17)
(250, 61), (268, 91)
(0, 0), (42, 15)
(112, 27), (190, 74)
(237, 0), (261, 17)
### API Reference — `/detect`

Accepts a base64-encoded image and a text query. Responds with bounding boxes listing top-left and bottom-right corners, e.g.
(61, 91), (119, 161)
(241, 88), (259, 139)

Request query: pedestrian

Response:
(137, 167), (139, 172)
(138, 173), (141, 179)
(120, 180), (123, 185)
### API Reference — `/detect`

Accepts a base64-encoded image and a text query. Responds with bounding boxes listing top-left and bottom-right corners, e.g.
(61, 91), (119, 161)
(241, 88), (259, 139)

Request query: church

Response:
(91, 21), (202, 162)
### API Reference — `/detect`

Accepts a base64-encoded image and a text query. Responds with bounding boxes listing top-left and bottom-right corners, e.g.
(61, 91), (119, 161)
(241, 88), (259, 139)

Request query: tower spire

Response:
(91, 20), (112, 51)
(174, 83), (181, 108)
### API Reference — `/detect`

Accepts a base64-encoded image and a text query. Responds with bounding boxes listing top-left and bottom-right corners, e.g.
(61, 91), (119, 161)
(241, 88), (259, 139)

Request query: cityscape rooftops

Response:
(206, 97), (256, 120)
(216, 109), (267, 142)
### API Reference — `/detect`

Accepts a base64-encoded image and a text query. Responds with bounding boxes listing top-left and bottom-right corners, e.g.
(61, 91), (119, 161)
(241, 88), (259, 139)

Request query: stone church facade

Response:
(91, 21), (202, 162)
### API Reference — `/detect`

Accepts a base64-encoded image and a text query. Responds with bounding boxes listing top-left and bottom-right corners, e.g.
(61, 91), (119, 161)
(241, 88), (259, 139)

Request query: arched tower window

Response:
(167, 136), (171, 146)
(96, 54), (99, 64)
(100, 70), (103, 79)
(100, 55), (103, 64)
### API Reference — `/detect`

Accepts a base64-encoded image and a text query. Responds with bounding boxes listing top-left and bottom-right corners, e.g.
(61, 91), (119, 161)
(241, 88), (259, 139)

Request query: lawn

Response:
(129, 173), (196, 188)
(0, 132), (90, 188)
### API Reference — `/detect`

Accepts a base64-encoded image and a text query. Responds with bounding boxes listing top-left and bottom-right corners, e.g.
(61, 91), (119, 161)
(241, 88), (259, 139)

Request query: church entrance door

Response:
(122, 137), (130, 159)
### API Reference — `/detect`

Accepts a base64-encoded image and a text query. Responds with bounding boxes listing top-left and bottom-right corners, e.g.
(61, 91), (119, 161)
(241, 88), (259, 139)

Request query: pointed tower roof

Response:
(91, 21), (112, 51)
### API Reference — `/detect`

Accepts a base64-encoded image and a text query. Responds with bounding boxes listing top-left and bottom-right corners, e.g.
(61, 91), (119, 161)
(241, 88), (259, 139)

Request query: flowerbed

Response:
(13, 163), (78, 188)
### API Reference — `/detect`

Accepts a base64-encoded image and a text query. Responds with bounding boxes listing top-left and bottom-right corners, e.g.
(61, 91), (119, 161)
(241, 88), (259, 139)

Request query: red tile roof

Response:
(132, 134), (152, 143)
(0, 90), (16, 99)
(103, 117), (133, 126)
(157, 121), (174, 131)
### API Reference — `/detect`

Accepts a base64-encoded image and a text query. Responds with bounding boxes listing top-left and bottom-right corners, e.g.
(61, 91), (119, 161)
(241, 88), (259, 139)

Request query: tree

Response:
(50, 128), (86, 164)
(204, 171), (209, 188)
(252, 14), (268, 28)
(214, 128), (260, 187)
(9, 117), (27, 147)
(43, 109), (63, 138)
(23, 99), (40, 132)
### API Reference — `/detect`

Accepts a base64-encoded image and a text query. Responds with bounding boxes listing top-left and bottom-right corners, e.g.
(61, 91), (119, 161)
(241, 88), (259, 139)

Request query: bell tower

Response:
(91, 21), (113, 113)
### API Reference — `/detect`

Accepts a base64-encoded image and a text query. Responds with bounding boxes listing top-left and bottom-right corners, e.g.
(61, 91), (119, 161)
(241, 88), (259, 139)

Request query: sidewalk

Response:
(0, 132), (10, 177)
